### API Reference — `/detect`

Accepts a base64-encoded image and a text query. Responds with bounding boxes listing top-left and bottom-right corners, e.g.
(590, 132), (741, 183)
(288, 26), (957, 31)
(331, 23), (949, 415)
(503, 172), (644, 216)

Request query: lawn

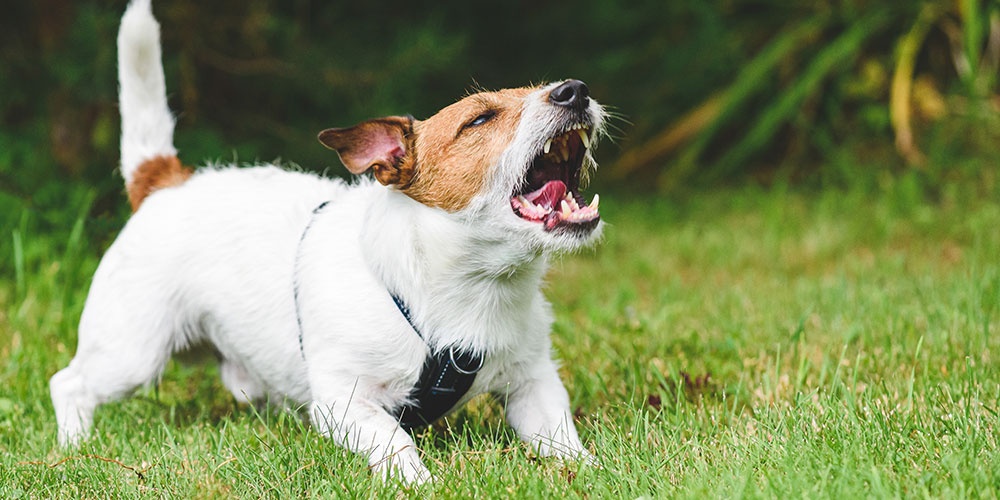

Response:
(1, 176), (998, 497)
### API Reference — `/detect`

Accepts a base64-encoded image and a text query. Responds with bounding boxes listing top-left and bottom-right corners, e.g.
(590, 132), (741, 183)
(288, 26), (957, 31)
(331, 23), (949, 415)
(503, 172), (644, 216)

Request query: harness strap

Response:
(294, 201), (331, 360)
(294, 199), (482, 430)
(391, 294), (484, 430)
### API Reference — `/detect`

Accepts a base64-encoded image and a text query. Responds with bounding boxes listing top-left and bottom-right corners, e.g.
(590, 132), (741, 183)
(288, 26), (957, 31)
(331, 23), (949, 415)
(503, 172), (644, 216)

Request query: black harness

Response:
(294, 201), (483, 431)
(390, 293), (484, 430)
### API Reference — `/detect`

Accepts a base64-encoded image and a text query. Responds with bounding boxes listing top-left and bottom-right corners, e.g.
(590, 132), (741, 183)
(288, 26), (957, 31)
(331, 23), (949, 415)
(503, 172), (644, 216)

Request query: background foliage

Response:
(3, 1), (999, 223)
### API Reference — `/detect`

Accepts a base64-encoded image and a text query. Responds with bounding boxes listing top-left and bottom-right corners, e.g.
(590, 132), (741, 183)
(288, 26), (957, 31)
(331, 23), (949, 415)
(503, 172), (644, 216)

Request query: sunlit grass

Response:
(1, 178), (998, 497)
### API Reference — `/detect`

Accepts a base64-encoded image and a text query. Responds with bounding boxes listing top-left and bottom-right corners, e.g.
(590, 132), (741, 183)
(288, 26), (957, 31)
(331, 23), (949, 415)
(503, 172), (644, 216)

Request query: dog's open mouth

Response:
(510, 125), (600, 233)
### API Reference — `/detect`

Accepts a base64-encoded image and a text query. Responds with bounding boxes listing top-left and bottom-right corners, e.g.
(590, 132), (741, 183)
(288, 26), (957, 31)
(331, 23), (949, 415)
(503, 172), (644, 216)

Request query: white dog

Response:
(50, 0), (606, 484)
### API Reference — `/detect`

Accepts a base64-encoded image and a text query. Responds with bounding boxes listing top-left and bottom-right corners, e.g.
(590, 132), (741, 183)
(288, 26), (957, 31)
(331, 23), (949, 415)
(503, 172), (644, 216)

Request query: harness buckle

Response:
(449, 347), (484, 375)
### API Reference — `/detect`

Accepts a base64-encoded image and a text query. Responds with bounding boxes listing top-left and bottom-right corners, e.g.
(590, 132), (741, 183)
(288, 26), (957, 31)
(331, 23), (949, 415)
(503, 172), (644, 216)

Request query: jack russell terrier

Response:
(51, 0), (607, 484)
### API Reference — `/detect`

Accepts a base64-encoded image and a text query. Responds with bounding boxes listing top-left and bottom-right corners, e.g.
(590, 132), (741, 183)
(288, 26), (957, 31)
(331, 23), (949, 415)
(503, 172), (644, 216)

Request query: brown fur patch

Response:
(404, 87), (534, 212)
(127, 155), (193, 211)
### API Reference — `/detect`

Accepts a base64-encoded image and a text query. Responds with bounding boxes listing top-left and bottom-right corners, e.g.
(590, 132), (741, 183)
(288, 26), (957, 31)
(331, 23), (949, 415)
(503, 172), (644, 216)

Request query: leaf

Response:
(657, 14), (829, 190)
(701, 10), (891, 184)
(891, 3), (945, 166)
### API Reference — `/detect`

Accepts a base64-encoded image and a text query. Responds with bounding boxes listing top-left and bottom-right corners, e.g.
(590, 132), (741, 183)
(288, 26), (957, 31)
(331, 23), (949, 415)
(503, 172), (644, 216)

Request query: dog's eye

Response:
(465, 111), (496, 129)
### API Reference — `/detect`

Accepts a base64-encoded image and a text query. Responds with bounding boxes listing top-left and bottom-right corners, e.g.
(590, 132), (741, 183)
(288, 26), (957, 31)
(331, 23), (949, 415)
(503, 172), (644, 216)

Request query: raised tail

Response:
(117, 0), (189, 210)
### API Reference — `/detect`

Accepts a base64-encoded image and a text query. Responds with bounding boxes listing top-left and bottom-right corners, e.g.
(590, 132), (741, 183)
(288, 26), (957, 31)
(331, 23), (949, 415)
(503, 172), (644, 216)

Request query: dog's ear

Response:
(318, 116), (415, 187)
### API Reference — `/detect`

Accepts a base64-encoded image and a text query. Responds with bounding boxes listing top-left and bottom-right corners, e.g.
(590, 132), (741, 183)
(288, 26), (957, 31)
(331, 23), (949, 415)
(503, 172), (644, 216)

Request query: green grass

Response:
(2, 178), (999, 498)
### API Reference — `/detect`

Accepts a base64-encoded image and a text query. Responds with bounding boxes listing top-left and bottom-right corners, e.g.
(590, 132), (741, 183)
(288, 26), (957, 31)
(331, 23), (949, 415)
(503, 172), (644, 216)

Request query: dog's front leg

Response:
(310, 398), (430, 484)
(501, 359), (594, 463)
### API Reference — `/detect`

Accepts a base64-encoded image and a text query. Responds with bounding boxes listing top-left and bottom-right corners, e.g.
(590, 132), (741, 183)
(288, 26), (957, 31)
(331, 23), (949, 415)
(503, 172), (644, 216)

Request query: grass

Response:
(1, 176), (998, 497)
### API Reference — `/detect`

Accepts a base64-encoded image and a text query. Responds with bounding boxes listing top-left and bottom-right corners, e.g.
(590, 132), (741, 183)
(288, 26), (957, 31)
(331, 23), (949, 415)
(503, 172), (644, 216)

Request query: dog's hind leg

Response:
(50, 328), (174, 446)
(49, 364), (98, 447)
(50, 346), (172, 446)
(219, 359), (265, 404)
(50, 274), (176, 446)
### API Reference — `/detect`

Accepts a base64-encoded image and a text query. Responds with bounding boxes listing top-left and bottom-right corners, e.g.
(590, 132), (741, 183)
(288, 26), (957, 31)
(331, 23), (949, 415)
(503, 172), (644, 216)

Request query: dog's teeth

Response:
(589, 193), (600, 210)
(564, 192), (579, 210)
(577, 129), (591, 149)
(543, 139), (552, 154)
(560, 200), (572, 217)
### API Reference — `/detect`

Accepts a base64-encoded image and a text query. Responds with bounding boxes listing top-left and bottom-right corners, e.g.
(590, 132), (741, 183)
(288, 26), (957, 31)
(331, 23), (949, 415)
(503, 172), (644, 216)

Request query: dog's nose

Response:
(548, 79), (590, 111)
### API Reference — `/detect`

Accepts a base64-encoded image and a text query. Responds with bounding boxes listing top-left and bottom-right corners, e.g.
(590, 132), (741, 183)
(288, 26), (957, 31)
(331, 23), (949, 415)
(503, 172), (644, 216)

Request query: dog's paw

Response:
(579, 449), (602, 469)
(401, 464), (434, 485)
(536, 441), (601, 470)
(371, 452), (433, 486)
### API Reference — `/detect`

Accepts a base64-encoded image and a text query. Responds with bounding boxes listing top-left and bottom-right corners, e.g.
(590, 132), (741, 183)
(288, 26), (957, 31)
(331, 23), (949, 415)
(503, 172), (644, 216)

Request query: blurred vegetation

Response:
(1, 0), (999, 234)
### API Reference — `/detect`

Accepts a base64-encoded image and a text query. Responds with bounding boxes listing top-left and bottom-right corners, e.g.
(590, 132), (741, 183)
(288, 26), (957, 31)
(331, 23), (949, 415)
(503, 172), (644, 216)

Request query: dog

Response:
(50, 0), (606, 484)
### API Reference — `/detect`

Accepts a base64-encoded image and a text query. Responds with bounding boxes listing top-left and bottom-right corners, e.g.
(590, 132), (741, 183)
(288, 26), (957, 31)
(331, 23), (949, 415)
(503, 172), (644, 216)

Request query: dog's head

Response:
(318, 80), (606, 252)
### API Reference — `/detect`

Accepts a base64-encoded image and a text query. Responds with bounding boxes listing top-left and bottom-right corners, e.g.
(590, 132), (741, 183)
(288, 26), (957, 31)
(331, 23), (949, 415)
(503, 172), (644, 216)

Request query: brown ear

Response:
(318, 116), (415, 186)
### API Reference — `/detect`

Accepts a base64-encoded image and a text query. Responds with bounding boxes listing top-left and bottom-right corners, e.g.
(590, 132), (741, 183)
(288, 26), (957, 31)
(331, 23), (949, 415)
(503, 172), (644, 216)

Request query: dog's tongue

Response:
(523, 180), (566, 209)
(511, 179), (601, 230)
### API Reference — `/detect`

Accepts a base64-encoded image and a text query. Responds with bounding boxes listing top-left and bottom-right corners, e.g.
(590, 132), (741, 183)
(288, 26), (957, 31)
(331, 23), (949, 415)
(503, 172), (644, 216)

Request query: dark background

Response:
(1, 0), (998, 234)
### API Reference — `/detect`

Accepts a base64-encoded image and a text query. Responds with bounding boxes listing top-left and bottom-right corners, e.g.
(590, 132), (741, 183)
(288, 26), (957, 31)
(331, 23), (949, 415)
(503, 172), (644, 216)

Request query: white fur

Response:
(51, 0), (605, 485)
(117, 0), (177, 182)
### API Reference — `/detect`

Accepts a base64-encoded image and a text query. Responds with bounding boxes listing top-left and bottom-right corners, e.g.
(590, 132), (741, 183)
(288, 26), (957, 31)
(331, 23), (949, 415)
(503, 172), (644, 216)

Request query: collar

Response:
(391, 293), (484, 430)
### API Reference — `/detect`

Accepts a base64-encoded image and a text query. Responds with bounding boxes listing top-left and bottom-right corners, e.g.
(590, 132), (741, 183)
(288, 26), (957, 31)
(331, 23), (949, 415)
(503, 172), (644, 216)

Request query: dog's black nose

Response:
(548, 79), (590, 111)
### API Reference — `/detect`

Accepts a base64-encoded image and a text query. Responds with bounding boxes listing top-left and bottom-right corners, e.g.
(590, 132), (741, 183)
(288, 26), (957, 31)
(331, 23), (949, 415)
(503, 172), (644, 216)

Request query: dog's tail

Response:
(117, 0), (190, 211)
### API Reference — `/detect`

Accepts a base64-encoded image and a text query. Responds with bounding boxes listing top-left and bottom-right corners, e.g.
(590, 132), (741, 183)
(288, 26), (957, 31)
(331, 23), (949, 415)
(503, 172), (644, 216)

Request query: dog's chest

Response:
(293, 192), (555, 403)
